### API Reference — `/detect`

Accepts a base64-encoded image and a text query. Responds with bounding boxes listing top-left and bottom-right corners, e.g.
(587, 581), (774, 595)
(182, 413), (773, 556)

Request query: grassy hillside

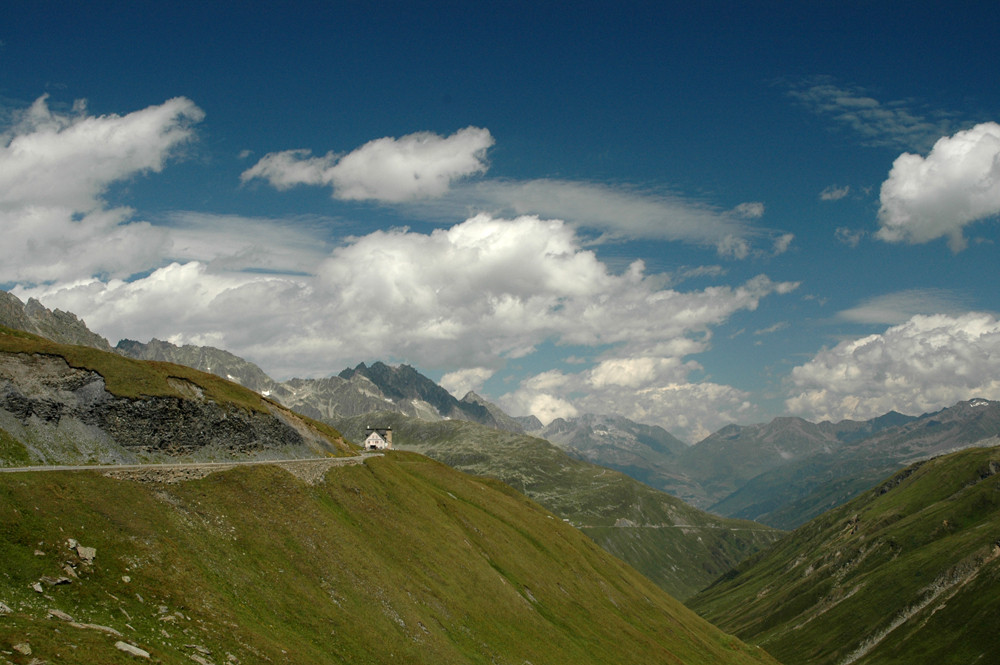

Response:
(0, 326), (352, 462)
(336, 413), (783, 600)
(0, 326), (268, 412)
(0, 453), (777, 665)
(686, 445), (1000, 665)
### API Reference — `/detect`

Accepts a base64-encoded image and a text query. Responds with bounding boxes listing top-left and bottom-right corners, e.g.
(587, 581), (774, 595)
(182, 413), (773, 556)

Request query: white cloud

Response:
(0, 95), (203, 284)
(732, 201), (765, 219)
(835, 227), (865, 247)
(21, 214), (796, 432)
(239, 149), (336, 189)
(754, 321), (788, 336)
(837, 289), (972, 325)
(0, 95), (203, 211)
(499, 361), (755, 443)
(772, 233), (794, 255)
(241, 126), (494, 202)
(820, 184), (850, 201)
(786, 312), (1000, 422)
(401, 178), (784, 257)
(246, 135), (783, 257)
(876, 122), (1000, 252)
(716, 234), (750, 259)
(439, 367), (495, 398)
(162, 211), (335, 274)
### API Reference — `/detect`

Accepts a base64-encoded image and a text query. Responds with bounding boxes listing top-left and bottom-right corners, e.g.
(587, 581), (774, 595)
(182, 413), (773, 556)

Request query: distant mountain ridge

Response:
(0, 291), (113, 351)
(6, 289), (1000, 534)
(339, 361), (522, 431)
(699, 399), (1000, 528)
(528, 413), (691, 492)
(672, 413), (919, 509)
(115, 337), (282, 395)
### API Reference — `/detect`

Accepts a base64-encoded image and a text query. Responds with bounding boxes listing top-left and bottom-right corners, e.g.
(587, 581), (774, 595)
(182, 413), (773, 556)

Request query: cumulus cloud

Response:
(439, 367), (495, 398)
(786, 312), (1000, 422)
(0, 95), (204, 284)
(876, 122), (1000, 252)
(499, 361), (755, 443)
(241, 126), (494, 202)
(20, 213), (796, 439)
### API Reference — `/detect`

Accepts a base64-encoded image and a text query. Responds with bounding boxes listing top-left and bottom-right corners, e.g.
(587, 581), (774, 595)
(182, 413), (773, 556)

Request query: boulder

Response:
(115, 641), (150, 659)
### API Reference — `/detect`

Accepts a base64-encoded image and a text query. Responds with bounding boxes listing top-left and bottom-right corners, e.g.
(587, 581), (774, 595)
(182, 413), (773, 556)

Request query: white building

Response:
(363, 427), (393, 450)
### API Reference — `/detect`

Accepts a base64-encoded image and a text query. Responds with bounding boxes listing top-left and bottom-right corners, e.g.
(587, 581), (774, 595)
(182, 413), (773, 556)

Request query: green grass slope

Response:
(0, 326), (268, 411)
(0, 453), (777, 665)
(686, 445), (1000, 665)
(0, 326), (352, 463)
(336, 413), (783, 600)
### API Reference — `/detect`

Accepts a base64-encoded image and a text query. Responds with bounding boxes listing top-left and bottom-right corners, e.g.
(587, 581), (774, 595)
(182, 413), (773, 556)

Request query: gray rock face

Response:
(0, 291), (113, 351)
(116, 338), (283, 396)
(0, 352), (310, 461)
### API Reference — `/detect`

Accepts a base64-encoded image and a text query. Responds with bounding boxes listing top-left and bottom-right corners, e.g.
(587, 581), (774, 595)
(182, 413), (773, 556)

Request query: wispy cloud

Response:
(835, 227), (865, 247)
(820, 184), (850, 201)
(416, 179), (770, 253)
(247, 132), (785, 258)
(837, 289), (975, 325)
(787, 77), (955, 151)
(754, 321), (788, 336)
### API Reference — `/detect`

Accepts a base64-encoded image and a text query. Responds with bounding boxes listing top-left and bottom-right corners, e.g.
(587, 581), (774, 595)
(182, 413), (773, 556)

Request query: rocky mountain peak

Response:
(0, 291), (112, 351)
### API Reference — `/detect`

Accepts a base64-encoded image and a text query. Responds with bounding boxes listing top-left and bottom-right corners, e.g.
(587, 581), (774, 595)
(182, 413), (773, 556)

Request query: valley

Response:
(686, 445), (1000, 664)
(4, 292), (1000, 664)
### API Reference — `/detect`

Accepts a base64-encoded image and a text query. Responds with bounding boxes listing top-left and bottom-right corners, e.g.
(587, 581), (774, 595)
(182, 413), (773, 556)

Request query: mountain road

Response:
(0, 454), (381, 485)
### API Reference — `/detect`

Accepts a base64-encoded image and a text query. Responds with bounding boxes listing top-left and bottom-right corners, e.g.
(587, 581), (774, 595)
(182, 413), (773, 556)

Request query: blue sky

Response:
(2, 1), (999, 441)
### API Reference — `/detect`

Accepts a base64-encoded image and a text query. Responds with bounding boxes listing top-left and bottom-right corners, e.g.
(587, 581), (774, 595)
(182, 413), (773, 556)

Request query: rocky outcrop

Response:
(0, 291), (113, 351)
(0, 352), (341, 463)
(116, 337), (284, 397)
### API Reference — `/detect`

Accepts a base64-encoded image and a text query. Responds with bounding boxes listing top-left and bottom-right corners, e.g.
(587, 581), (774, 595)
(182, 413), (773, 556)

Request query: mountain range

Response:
(5, 288), (1000, 664)
(0, 296), (782, 601)
(6, 289), (1000, 532)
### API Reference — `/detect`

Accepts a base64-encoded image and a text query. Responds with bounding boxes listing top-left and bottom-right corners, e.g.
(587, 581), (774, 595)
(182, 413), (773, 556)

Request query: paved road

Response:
(0, 455), (375, 474)
(0, 454), (381, 484)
